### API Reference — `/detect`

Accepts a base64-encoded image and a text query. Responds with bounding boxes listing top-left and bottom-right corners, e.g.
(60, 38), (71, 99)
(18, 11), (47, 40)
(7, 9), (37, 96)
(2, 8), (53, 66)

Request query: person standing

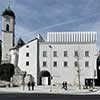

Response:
(27, 81), (31, 91)
(64, 81), (67, 90)
(31, 81), (35, 90)
(62, 81), (65, 88)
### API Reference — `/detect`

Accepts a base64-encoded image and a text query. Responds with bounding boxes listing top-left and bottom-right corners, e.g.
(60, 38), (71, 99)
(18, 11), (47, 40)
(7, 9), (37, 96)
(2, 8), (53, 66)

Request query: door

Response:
(42, 77), (48, 85)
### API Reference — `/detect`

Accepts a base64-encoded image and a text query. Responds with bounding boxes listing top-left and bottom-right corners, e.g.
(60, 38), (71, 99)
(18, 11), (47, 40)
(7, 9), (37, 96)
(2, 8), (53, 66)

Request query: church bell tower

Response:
(1, 4), (15, 63)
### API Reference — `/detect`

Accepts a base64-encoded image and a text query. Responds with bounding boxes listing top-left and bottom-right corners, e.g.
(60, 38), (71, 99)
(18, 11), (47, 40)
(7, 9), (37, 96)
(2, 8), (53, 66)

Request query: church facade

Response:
(1, 7), (97, 88)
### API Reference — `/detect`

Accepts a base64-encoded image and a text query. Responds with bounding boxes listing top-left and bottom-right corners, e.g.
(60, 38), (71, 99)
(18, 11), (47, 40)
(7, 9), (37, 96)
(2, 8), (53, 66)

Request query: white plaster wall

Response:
(2, 16), (15, 32)
(39, 42), (97, 86)
(2, 32), (13, 61)
(18, 39), (38, 85)
(2, 16), (15, 62)
(10, 49), (18, 66)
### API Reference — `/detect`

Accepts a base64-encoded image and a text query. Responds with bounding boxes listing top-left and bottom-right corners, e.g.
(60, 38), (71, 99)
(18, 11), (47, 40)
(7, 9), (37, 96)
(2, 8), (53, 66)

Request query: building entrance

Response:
(39, 70), (51, 85)
(95, 56), (100, 86)
(42, 77), (49, 85)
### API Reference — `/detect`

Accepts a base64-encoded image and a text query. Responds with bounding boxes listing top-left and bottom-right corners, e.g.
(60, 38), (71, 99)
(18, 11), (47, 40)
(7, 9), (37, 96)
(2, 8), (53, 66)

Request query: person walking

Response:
(62, 81), (67, 90)
(64, 81), (67, 90)
(62, 81), (65, 88)
(31, 81), (35, 90)
(27, 81), (31, 91)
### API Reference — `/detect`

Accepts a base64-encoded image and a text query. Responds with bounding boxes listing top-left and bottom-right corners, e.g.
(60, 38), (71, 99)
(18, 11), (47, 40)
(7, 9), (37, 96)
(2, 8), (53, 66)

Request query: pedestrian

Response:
(85, 80), (88, 89)
(62, 82), (64, 88)
(27, 81), (31, 91)
(90, 80), (93, 88)
(31, 81), (35, 90)
(64, 81), (67, 90)
(22, 80), (25, 91)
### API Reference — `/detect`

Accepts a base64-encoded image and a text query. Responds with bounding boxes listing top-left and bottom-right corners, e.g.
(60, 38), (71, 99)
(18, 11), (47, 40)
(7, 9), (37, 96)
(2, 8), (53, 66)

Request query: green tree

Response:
(0, 63), (14, 81)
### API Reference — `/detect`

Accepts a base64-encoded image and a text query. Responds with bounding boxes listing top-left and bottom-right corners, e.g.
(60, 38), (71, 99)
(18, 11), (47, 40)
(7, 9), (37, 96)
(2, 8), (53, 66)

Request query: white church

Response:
(1, 6), (97, 88)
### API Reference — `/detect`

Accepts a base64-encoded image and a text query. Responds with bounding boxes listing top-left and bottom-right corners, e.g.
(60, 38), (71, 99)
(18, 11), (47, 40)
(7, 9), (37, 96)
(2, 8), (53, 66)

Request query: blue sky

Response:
(0, 0), (100, 48)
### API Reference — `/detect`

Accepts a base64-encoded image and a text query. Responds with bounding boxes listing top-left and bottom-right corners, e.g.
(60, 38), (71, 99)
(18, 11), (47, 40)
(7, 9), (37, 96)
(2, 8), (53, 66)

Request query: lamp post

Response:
(49, 45), (53, 92)
(77, 55), (81, 90)
(22, 71), (26, 91)
(76, 45), (82, 90)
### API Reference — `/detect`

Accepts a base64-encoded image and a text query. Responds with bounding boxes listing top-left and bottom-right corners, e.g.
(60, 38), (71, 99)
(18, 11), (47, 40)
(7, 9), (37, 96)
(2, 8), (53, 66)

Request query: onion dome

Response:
(2, 7), (15, 18)
(16, 38), (25, 48)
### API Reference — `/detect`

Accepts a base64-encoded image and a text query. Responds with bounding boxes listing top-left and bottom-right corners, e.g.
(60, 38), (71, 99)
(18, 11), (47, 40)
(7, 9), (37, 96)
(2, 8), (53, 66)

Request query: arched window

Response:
(6, 24), (9, 31)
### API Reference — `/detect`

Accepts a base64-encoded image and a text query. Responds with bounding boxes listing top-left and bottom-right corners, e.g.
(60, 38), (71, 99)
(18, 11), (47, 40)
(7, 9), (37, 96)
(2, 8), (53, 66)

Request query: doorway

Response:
(39, 70), (51, 85)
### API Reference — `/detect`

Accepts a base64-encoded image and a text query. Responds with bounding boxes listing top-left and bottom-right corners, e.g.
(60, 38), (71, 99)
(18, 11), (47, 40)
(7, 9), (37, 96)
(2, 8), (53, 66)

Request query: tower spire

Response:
(8, 0), (11, 9)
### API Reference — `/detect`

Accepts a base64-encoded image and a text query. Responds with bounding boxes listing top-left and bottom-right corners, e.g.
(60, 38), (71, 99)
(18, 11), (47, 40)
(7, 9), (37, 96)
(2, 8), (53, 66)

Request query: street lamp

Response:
(76, 54), (81, 90)
(76, 45), (82, 90)
(49, 45), (53, 92)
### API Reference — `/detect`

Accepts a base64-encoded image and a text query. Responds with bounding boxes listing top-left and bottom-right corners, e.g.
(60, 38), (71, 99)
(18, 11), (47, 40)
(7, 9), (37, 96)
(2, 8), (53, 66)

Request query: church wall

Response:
(2, 15), (15, 63)
(18, 39), (38, 85)
(2, 16), (15, 32)
(9, 49), (18, 67)
(2, 32), (13, 62)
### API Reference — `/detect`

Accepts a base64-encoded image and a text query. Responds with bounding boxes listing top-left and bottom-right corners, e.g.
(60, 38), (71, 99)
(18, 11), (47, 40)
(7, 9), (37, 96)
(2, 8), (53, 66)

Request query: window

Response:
(85, 61), (89, 67)
(43, 61), (46, 67)
(26, 61), (29, 66)
(6, 24), (9, 31)
(75, 51), (78, 57)
(53, 51), (57, 57)
(6, 53), (8, 58)
(43, 51), (47, 57)
(99, 66), (100, 70)
(85, 51), (89, 57)
(26, 45), (29, 48)
(64, 51), (67, 57)
(64, 61), (68, 67)
(75, 61), (78, 67)
(53, 61), (57, 67)
(26, 52), (29, 57)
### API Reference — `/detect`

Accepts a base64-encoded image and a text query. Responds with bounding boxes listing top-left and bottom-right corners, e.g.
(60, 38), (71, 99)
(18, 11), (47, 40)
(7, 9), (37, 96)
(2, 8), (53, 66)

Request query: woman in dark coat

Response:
(31, 81), (35, 90)
(27, 81), (31, 91)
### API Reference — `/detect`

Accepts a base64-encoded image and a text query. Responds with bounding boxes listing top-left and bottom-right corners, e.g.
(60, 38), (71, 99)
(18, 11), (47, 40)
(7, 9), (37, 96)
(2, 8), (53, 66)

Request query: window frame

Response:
(75, 61), (78, 67)
(43, 61), (47, 67)
(26, 61), (29, 66)
(53, 61), (57, 67)
(26, 52), (29, 57)
(75, 51), (78, 57)
(26, 45), (29, 48)
(64, 61), (68, 67)
(85, 61), (89, 67)
(53, 51), (57, 57)
(85, 51), (89, 57)
(43, 51), (47, 57)
(6, 24), (9, 32)
(64, 51), (67, 57)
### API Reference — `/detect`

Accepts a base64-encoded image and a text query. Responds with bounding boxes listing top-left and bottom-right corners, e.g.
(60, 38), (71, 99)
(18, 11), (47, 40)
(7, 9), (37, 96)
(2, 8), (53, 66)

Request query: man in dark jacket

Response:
(31, 81), (35, 90)
(27, 81), (31, 91)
